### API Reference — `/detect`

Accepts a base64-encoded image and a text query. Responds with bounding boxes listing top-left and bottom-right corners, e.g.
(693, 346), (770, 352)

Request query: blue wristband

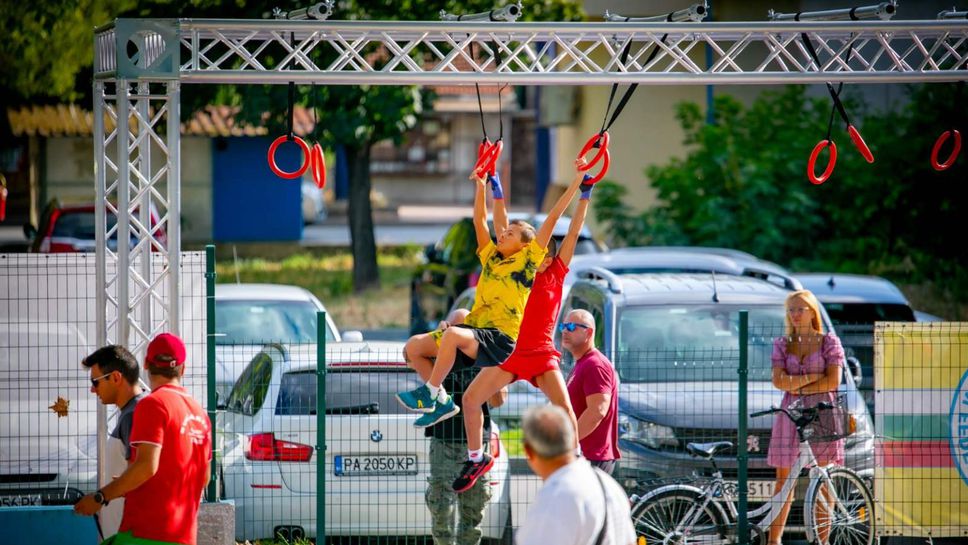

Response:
(579, 174), (593, 200)
(488, 173), (505, 200)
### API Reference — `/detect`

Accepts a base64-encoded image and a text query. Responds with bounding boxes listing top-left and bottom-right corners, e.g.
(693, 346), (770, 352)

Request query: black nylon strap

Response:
(597, 15), (672, 140)
(591, 469), (610, 545)
(801, 33), (856, 135)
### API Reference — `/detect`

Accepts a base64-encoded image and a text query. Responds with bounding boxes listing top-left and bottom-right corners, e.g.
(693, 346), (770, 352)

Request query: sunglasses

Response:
(559, 322), (591, 332)
(90, 372), (113, 388)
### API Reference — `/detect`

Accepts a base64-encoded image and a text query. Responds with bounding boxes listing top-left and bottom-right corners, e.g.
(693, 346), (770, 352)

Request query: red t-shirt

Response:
(566, 349), (621, 462)
(122, 384), (212, 545)
(515, 257), (568, 354)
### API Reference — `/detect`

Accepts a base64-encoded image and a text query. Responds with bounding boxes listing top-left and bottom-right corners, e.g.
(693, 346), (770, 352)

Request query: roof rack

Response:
(576, 267), (624, 294)
(741, 267), (802, 291)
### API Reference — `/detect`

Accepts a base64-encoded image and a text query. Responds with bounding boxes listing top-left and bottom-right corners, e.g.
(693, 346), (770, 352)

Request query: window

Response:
(277, 369), (422, 416)
(215, 300), (336, 345)
(614, 305), (787, 383)
(226, 348), (277, 416)
(822, 303), (915, 325)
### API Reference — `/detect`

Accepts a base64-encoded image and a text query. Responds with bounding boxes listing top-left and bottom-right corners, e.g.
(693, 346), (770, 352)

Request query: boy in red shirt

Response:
(74, 333), (212, 545)
(451, 159), (594, 492)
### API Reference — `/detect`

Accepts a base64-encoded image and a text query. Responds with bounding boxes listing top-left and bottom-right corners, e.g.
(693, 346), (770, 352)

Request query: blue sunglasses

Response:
(559, 322), (591, 332)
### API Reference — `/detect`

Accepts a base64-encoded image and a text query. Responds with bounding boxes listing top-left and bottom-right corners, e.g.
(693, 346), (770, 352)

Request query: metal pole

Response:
(167, 81), (182, 335)
(737, 310), (749, 545)
(116, 79), (131, 348)
(768, 1), (897, 21)
(604, 2), (709, 23)
(316, 311), (327, 542)
(938, 9), (968, 19)
(137, 80), (152, 340)
(93, 79), (109, 489)
(205, 245), (217, 501)
(440, 2), (523, 22)
(273, 0), (333, 21)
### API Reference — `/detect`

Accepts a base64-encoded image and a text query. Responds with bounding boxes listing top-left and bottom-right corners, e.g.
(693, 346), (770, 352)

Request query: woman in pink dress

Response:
(767, 289), (845, 545)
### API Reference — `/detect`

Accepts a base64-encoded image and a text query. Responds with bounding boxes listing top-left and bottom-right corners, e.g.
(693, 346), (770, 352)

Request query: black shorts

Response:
(454, 324), (515, 368)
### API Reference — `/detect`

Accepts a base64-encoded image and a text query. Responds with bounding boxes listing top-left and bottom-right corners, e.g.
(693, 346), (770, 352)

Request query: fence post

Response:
(205, 244), (217, 501)
(316, 311), (327, 541)
(737, 310), (749, 545)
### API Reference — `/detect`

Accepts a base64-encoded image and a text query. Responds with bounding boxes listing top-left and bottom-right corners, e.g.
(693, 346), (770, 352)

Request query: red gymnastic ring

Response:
(847, 125), (874, 164)
(577, 132), (610, 174)
(931, 129), (961, 172)
(267, 135), (311, 179)
(474, 140), (503, 178)
(807, 140), (838, 185)
(582, 149), (611, 185)
(310, 144), (327, 189)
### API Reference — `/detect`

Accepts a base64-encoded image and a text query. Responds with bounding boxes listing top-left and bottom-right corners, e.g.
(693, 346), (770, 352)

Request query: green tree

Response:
(593, 84), (967, 296)
(2, 0), (583, 291)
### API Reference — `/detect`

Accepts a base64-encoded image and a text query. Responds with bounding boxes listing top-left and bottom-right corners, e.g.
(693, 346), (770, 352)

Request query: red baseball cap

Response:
(146, 333), (187, 368)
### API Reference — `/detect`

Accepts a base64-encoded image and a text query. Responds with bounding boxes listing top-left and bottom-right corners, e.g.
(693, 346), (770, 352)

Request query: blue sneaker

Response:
(396, 384), (436, 413)
(413, 394), (461, 428)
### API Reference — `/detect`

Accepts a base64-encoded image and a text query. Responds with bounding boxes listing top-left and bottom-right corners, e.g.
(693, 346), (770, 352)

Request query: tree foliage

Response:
(593, 84), (968, 294)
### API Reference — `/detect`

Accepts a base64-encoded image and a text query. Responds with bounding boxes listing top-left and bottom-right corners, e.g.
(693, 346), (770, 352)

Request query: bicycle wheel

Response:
(631, 488), (729, 545)
(804, 467), (874, 545)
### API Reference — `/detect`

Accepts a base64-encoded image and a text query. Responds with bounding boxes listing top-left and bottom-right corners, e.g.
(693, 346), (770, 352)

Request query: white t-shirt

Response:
(516, 459), (636, 545)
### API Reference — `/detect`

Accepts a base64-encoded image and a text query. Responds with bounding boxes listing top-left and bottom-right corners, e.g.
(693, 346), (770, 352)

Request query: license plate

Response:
(725, 480), (775, 501)
(334, 455), (417, 476)
(0, 494), (42, 507)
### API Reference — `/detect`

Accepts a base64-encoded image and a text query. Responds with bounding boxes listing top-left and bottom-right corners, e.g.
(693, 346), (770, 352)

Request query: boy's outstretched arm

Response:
(489, 173), (509, 236)
(471, 171), (491, 254)
(534, 158), (587, 249)
(557, 189), (591, 267)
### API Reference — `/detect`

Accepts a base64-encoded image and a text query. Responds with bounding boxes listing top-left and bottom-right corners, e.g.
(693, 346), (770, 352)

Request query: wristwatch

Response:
(93, 490), (110, 506)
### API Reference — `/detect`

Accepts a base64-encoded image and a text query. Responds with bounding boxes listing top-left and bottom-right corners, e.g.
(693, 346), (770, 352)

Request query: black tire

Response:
(804, 467), (875, 545)
(631, 488), (729, 545)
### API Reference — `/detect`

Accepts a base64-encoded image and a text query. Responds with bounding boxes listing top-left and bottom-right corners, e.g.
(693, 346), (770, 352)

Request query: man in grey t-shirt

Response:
(80, 345), (146, 538)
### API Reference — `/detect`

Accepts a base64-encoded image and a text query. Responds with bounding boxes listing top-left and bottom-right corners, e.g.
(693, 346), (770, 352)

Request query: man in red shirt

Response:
(452, 159), (593, 492)
(74, 333), (212, 545)
(561, 309), (621, 474)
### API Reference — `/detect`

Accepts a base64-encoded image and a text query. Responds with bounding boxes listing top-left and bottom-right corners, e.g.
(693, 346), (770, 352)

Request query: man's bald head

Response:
(522, 405), (575, 459)
(447, 308), (470, 325)
(566, 309), (595, 330)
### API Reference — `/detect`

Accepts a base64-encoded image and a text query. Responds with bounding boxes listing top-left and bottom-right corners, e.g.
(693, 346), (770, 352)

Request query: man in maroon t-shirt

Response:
(74, 333), (212, 545)
(562, 309), (621, 474)
(452, 159), (594, 493)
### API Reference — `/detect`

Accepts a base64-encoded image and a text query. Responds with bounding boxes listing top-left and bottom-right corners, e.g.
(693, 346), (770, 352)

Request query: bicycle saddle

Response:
(686, 441), (734, 459)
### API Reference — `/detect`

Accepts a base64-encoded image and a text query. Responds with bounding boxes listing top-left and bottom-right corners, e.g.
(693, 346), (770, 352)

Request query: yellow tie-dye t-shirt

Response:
(464, 239), (547, 340)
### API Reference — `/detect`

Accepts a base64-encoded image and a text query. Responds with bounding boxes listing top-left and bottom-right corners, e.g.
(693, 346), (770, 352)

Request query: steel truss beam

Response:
(94, 19), (968, 85)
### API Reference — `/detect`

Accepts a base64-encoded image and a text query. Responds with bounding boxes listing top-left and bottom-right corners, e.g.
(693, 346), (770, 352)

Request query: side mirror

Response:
(424, 243), (439, 262)
(846, 356), (863, 387)
(342, 330), (364, 342)
(23, 223), (36, 239)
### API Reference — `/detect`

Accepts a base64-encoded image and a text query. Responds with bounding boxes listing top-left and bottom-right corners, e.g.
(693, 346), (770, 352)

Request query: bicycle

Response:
(629, 399), (874, 545)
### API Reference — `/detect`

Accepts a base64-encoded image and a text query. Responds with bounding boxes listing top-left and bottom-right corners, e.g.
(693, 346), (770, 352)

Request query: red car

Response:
(26, 201), (167, 253)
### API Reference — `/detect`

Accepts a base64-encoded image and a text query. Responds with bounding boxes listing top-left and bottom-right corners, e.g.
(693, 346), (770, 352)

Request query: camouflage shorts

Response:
(425, 438), (493, 545)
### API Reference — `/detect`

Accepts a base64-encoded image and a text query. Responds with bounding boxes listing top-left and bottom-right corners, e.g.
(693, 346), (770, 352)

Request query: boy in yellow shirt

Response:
(398, 165), (585, 428)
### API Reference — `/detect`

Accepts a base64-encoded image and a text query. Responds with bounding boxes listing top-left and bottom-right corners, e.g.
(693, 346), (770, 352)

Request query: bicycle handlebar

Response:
(750, 401), (835, 421)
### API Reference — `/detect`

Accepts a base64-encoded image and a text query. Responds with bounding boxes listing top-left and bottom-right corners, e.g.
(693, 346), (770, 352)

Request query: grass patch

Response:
(499, 425), (525, 458)
(215, 247), (421, 330)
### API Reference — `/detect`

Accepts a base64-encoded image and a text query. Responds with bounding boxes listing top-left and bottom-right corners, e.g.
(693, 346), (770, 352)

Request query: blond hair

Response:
(784, 289), (825, 336)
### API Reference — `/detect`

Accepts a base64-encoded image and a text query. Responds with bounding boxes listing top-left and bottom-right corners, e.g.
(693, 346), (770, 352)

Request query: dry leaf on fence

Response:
(49, 396), (70, 417)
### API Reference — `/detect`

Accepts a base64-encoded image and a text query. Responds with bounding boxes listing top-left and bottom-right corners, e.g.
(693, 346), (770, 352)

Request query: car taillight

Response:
(489, 431), (501, 458)
(48, 241), (79, 253)
(246, 433), (313, 462)
(468, 271), (481, 288)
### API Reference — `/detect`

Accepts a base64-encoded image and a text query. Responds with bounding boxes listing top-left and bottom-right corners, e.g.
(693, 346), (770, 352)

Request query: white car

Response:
(0, 323), (99, 506)
(214, 284), (345, 402)
(220, 341), (513, 542)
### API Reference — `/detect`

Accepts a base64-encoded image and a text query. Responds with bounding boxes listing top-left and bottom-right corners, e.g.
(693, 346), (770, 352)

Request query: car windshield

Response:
(52, 211), (120, 240)
(215, 300), (335, 345)
(614, 305), (787, 383)
(821, 303), (915, 324)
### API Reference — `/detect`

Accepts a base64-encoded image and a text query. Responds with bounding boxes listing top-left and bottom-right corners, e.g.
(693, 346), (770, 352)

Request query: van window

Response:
(226, 349), (275, 416)
(277, 369), (422, 416)
(821, 303), (915, 325)
(614, 305), (786, 383)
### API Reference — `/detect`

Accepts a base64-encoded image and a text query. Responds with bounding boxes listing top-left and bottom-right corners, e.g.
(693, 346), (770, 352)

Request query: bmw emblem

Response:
(370, 430), (383, 443)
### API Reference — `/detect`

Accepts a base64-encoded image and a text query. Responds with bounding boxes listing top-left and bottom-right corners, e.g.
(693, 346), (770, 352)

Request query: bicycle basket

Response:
(804, 393), (856, 443)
